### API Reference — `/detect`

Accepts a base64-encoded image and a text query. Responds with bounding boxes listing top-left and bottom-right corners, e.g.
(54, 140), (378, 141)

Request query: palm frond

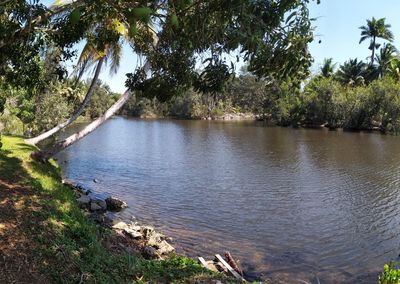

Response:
(106, 42), (122, 75)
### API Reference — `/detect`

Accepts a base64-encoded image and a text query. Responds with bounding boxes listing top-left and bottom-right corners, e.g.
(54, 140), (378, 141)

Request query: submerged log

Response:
(224, 251), (243, 276)
(215, 254), (246, 282)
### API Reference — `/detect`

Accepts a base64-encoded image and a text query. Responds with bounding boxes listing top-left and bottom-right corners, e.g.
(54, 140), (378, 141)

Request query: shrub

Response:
(33, 90), (71, 133)
(0, 108), (24, 135)
(379, 262), (400, 284)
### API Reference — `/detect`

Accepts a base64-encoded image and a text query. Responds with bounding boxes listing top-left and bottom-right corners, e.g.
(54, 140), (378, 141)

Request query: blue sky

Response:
(40, 0), (400, 93)
(309, 0), (400, 73)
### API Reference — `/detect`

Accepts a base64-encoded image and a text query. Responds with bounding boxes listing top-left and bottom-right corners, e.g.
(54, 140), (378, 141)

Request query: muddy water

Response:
(57, 117), (400, 283)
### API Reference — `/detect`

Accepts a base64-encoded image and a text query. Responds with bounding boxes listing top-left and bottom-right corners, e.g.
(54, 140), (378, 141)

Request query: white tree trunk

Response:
(25, 57), (104, 145)
(38, 90), (131, 159)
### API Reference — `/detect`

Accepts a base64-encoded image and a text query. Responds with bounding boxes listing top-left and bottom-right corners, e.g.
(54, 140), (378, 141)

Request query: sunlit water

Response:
(56, 117), (400, 283)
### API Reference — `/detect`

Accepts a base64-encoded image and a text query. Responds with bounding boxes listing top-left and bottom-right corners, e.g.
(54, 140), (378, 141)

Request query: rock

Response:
(89, 192), (110, 202)
(89, 212), (105, 224)
(97, 200), (107, 210)
(143, 246), (160, 259)
(141, 226), (154, 240)
(76, 183), (92, 195)
(105, 197), (128, 211)
(88, 193), (108, 210)
(147, 232), (163, 247)
(127, 224), (142, 231)
(123, 228), (143, 239)
(62, 179), (75, 188)
(103, 213), (120, 226)
(112, 221), (129, 230)
(90, 202), (104, 212)
(156, 240), (175, 255)
(76, 195), (91, 208)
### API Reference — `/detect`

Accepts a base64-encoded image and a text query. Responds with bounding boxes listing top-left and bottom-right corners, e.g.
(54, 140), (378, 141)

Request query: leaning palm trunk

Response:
(34, 90), (131, 159)
(25, 57), (105, 145)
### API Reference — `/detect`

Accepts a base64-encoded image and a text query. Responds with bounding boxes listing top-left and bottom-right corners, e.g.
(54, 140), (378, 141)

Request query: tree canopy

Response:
(1, 0), (317, 95)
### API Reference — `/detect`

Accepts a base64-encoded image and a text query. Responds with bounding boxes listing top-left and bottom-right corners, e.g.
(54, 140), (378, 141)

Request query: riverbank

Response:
(130, 112), (259, 121)
(0, 136), (230, 283)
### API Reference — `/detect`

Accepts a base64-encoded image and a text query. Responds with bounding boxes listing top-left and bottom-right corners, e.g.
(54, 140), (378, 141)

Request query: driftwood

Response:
(198, 257), (219, 272)
(198, 253), (247, 282)
(224, 251), (243, 276)
(215, 254), (246, 282)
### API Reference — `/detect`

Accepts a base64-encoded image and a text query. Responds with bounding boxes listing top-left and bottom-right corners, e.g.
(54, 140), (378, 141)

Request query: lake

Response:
(56, 117), (400, 283)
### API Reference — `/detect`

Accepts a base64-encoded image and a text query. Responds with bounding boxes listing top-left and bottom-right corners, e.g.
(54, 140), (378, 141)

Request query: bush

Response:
(33, 90), (71, 133)
(0, 108), (24, 135)
(379, 262), (400, 284)
(302, 77), (337, 126)
(288, 76), (400, 133)
(372, 77), (400, 134)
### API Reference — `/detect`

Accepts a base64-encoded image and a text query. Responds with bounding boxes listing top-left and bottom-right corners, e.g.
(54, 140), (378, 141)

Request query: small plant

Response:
(379, 262), (400, 284)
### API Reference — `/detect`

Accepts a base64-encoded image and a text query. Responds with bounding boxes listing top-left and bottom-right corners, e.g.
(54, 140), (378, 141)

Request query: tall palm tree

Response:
(359, 17), (394, 64)
(336, 58), (367, 86)
(376, 43), (398, 78)
(320, 58), (336, 78)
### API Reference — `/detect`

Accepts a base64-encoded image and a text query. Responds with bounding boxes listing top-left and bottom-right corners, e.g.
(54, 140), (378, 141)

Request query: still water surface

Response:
(57, 117), (400, 283)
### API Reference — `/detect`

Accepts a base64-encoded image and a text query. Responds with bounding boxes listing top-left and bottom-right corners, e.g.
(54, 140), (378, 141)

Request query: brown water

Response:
(56, 117), (400, 283)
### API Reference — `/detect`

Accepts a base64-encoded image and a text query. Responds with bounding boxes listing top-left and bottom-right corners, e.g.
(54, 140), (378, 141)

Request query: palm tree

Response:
(359, 17), (394, 64)
(25, 2), (125, 145)
(376, 43), (398, 78)
(320, 58), (336, 78)
(30, 5), (157, 157)
(35, 59), (153, 160)
(336, 58), (367, 86)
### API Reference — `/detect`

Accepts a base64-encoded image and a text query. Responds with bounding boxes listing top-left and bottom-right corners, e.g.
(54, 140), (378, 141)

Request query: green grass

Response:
(0, 136), (230, 283)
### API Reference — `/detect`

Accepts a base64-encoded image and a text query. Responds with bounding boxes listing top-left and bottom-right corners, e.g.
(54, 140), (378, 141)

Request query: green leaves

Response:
(359, 17), (394, 64)
(170, 14), (179, 28)
(379, 261), (400, 284)
(69, 8), (81, 25)
(129, 22), (137, 36)
(133, 7), (152, 23)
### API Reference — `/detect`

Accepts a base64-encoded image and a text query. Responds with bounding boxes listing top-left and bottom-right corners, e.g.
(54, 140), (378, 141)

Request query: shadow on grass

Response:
(16, 142), (39, 153)
(0, 145), (52, 283)
(0, 137), (218, 284)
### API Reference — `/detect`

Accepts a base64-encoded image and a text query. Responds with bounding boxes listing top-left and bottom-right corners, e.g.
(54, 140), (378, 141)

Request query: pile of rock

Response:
(64, 181), (128, 212)
(112, 221), (175, 259)
(62, 179), (175, 260)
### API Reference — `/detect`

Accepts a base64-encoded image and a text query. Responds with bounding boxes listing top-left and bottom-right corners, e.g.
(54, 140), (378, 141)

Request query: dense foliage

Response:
(0, 0), (318, 142)
(0, 78), (119, 136)
(122, 74), (268, 119)
(266, 76), (400, 134)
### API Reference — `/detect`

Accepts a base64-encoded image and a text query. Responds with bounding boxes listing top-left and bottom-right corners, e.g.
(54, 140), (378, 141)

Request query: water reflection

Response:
(57, 117), (400, 283)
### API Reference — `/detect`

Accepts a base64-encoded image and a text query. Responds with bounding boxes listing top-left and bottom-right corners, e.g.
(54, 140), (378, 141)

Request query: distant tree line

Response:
(266, 17), (400, 134)
(121, 17), (400, 136)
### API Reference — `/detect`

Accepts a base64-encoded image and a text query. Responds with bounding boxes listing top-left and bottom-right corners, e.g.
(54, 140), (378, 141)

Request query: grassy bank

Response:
(0, 136), (226, 283)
